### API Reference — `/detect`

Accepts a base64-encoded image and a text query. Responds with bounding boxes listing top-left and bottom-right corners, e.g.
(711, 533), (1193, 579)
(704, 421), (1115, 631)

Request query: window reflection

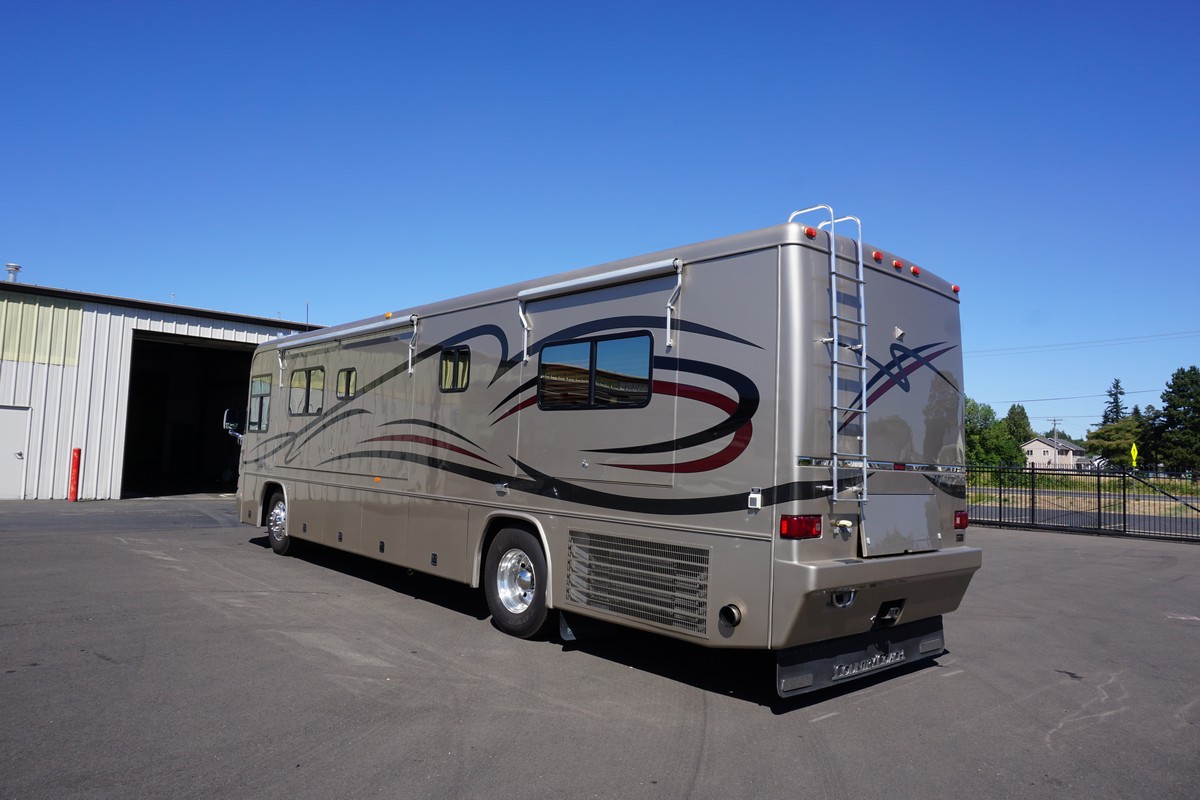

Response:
(538, 334), (651, 409)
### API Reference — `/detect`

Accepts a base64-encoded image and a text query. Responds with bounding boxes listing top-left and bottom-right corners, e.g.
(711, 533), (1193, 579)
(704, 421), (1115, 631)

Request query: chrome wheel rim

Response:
(267, 500), (287, 543)
(496, 548), (535, 614)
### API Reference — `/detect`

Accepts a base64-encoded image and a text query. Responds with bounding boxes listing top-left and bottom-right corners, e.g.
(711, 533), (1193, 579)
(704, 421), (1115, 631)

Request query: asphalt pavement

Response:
(1, 497), (1197, 799)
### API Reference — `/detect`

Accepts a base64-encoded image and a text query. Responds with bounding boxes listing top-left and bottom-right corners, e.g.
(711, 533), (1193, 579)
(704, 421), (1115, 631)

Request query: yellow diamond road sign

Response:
(1131, 443), (1138, 467)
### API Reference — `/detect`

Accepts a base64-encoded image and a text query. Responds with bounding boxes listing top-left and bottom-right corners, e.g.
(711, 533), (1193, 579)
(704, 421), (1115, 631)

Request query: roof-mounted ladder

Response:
(789, 206), (869, 505)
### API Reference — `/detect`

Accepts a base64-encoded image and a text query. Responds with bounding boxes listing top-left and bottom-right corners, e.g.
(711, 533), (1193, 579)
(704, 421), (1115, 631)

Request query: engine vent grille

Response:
(566, 531), (710, 637)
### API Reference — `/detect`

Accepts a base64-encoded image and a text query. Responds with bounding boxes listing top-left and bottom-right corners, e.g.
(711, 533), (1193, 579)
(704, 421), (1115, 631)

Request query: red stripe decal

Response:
(491, 395), (538, 425)
(653, 380), (738, 414)
(607, 421), (753, 474)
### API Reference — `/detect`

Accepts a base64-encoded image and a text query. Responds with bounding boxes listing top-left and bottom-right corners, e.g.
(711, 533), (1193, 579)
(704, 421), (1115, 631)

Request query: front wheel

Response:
(265, 491), (295, 556)
(484, 528), (552, 639)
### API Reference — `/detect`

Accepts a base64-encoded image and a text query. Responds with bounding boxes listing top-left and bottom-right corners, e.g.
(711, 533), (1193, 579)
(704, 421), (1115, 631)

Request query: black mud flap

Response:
(776, 616), (945, 698)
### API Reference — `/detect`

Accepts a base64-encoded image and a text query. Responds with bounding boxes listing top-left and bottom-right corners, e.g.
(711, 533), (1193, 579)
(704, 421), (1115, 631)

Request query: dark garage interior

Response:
(121, 332), (254, 497)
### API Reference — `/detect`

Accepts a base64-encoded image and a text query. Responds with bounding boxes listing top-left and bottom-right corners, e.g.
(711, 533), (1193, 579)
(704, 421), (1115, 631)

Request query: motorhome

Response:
(231, 206), (982, 697)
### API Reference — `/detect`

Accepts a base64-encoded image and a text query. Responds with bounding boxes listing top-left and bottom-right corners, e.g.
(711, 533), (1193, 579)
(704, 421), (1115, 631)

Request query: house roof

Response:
(1022, 437), (1086, 454)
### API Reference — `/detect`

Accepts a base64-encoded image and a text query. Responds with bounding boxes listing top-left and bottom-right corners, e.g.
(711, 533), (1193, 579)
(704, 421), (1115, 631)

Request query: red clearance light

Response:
(804, 226), (818, 239)
(893, 462), (907, 471)
(910, 265), (921, 276)
(872, 250), (883, 263)
(954, 511), (969, 529)
(780, 515), (822, 540)
(892, 259), (903, 270)
(952, 285), (961, 294)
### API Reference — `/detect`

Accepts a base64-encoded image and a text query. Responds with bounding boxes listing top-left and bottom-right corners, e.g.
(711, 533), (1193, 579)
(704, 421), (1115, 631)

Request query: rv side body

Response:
(235, 220), (981, 696)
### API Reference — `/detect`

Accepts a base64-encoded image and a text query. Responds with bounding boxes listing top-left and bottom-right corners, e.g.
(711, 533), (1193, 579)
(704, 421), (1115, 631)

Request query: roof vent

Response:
(4, 263), (19, 283)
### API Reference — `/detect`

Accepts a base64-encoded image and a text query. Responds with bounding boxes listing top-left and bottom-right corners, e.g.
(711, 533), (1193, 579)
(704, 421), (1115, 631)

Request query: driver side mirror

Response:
(222, 408), (244, 442)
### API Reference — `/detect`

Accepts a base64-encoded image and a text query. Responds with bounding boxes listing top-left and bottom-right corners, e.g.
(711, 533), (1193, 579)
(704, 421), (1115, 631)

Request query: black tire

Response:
(265, 491), (295, 556)
(483, 528), (552, 639)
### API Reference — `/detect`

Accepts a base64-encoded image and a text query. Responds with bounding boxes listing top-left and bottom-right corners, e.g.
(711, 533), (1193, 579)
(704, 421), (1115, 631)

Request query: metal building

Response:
(0, 282), (317, 500)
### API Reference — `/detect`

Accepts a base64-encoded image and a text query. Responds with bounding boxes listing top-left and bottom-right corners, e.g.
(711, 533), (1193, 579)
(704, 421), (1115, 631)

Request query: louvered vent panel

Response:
(567, 531), (710, 637)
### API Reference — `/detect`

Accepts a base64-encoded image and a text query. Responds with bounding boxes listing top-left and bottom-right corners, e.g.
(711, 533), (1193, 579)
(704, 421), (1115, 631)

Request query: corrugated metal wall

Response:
(0, 290), (303, 500)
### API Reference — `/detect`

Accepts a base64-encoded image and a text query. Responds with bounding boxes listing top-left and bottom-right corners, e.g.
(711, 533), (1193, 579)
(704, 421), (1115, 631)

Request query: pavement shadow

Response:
(245, 534), (941, 711)
(554, 617), (944, 713)
(247, 536), (490, 621)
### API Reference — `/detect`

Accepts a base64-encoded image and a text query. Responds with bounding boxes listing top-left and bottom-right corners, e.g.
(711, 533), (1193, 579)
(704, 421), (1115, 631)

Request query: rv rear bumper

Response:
(771, 546), (981, 650)
(776, 615), (945, 697)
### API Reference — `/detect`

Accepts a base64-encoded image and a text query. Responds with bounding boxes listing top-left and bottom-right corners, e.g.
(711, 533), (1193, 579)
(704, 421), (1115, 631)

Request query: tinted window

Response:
(539, 340), (592, 408)
(538, 334), (651, 410)
(439, 347), (470, 392)
(595, 336), (651, 406)
(336, 368), (357, 399)
(289, 368), (324, 416)
(248, 374), (271, 432)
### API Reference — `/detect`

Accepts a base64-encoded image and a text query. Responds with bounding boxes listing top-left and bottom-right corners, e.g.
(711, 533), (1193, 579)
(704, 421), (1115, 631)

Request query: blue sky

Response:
(3, 1), (1197, 439)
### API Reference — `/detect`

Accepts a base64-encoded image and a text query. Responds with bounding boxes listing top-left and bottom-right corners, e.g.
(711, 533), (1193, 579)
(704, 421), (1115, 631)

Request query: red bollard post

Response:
(69, 448), (81, 502)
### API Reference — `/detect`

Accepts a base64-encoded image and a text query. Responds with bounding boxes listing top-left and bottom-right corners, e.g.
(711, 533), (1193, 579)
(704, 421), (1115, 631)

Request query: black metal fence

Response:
(967, 466), (1200, 543)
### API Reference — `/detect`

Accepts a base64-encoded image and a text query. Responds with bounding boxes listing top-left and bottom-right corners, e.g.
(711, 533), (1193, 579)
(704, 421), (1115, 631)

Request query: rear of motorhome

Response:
(233, 206), (981, 697)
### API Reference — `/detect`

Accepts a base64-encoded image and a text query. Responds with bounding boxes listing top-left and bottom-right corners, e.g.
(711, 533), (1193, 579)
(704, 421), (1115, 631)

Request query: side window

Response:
(539, 341), (591, 408)
(336, 368), (357, 399)
(594, 335), (651, 406)
(538, 333), (651, 410)
(439, 347), (470, 392)
(248, 374), (271, 432)
(289, 367), (324, 416)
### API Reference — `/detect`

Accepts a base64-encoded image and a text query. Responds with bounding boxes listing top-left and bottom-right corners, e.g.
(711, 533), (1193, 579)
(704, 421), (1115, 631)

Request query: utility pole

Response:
(1048, 418), (1062, 468)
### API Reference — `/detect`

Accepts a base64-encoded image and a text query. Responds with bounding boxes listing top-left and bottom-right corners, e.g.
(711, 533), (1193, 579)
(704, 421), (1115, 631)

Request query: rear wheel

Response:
(265, 491), (295, 556)
(484, 528), (551, 638)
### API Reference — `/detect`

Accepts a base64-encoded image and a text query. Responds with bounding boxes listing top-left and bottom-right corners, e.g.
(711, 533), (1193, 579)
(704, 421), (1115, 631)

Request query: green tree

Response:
(1040, 427), (1080, 444)
(1085, 417), (1142, 467)
(1137, 404), (1164, 467)
(1003, 404), (1036, 445)
(1101, 378), (1127, 426)
(1156, 366), (1200, 470)
(965, 396), (1025, 465)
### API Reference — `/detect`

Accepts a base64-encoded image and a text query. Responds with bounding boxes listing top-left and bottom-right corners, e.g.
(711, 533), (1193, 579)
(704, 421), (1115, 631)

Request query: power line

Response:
(984, 389), (1157, 404)
(965, 329), (1200, 357)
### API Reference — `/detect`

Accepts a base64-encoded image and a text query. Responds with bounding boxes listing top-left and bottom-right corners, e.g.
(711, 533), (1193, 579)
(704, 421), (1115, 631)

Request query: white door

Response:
(0, 407), (30, 499)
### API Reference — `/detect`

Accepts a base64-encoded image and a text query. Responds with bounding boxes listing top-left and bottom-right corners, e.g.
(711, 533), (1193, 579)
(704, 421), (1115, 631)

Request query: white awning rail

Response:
(516, 257), (682, 361)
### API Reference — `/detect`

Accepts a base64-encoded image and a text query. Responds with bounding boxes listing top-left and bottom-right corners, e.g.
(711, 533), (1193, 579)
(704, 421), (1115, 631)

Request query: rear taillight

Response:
(954, 511), (969, 529)
(780, 515), (822, 540)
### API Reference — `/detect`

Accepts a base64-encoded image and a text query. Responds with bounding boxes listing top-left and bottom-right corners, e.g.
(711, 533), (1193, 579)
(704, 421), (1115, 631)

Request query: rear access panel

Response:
(860, 493), (941, 557)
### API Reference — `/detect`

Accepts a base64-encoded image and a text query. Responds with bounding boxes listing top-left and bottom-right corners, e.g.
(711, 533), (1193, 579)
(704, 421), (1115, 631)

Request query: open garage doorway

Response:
(121, 332), (254, 497)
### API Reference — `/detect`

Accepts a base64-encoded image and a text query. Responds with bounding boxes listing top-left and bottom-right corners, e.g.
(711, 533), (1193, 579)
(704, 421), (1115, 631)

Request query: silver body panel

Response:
(236, 221), (981, 654)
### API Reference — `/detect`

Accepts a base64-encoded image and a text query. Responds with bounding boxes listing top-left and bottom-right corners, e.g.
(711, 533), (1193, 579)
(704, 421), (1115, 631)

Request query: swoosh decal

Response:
(839, 342), (958, 431)
(359, 434), (499, 467)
